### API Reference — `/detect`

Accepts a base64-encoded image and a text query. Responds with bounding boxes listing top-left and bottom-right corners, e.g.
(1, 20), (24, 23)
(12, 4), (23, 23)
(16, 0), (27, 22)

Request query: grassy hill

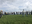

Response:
(0, 15), (32, 24)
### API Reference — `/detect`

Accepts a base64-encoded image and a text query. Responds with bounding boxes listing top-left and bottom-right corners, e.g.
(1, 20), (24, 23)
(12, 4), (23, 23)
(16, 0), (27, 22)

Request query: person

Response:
(0, 11), (3, 18)
(20, 12), (21, 15)
(4, 12), (6, 15)
(1, 10), (3, 17)
(0, 11), (1, 18)
(14, 12), (15, 15)
(22, 9), (25, 16)
(31, 11), (32, 15)
(26, 11), (28, 16)
(16, 12), (18, 15)
(28, 11), (30, 15)
(12, 13), (13, 15)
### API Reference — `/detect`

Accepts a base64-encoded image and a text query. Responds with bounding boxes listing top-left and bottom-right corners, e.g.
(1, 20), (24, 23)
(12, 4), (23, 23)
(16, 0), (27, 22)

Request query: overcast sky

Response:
(0, 0), (32, 12)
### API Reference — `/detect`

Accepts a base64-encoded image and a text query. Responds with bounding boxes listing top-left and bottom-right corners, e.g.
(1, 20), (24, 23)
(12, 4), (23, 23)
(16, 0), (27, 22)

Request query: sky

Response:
(0, 0), (32, 12)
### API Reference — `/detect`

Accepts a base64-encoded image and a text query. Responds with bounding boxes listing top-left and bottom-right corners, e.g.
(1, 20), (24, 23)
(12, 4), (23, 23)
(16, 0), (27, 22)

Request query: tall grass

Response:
(0, 15), (32, 24)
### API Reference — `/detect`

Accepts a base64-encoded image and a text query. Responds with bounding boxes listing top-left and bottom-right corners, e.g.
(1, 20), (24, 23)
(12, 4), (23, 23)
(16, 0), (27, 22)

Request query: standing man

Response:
(26, 11), (28, 16)
(20, 12), (21, 15)
(13, 12), (15, 15)
(0, 11), (2, 18)
(0, 10), (3, 18)
(16, 12), (18, 15)
(31, 11), (32, 15)
(4, 12), (6, 15)
(28, 11), (30, 15)
(1, 10), (3, 17)
(22, 9), (25, 16)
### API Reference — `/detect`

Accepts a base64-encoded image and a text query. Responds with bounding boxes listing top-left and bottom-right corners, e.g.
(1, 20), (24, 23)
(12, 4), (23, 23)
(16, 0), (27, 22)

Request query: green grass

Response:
(0, 15), (32, 24)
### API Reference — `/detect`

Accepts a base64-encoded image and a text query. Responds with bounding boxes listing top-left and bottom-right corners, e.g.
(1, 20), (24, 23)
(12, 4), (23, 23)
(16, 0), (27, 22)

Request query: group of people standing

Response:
(22, 11), (28, 16)
(0, 10), (32, 18)
(4, 10), (32, 16)
(22, 9), (32, 16)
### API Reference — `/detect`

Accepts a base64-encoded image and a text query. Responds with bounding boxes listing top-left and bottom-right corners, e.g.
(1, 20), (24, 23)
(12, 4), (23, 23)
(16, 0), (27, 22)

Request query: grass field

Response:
(0, 15), (32, 24)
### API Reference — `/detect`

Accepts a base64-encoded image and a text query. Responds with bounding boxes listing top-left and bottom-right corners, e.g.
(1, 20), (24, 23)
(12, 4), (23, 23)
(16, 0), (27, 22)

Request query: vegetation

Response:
(0, 15), (32, 24)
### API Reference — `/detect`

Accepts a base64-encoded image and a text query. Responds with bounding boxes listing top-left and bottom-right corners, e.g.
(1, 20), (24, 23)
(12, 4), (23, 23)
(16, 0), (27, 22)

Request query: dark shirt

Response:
(26, 12), (28, 14)
(31, 11), (32, 14)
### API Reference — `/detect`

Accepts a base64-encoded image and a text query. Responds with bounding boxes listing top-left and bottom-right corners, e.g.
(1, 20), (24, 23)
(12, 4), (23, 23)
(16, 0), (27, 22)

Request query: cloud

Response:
(0, 0), (32, 12)
(0, 1), (20, 12)
(25, 1), (32, 11)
